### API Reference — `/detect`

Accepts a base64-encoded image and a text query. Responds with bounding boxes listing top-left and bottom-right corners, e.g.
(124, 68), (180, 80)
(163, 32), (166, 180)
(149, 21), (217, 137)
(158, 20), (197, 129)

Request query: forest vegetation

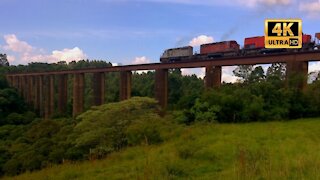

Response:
(0, 57), (320, 178)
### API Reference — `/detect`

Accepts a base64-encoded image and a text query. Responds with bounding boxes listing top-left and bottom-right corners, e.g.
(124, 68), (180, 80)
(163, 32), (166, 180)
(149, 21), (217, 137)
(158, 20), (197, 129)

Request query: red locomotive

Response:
(160, 33), (320, 62)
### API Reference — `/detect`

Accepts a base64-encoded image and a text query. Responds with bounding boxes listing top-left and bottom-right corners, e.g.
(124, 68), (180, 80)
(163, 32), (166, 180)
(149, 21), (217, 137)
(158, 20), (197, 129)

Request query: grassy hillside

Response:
(5, 118), (320, 180)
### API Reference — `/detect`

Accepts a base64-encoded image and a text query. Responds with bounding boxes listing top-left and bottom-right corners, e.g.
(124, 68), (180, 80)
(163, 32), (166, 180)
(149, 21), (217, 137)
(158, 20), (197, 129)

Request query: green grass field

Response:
(5, 118), (320, 180)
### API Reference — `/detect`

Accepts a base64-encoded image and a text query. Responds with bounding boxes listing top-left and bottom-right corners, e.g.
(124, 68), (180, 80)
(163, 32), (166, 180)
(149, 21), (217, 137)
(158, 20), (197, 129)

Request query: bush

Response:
(190, 99), (219, 123)
(72, 97), (164, 159)
(3, 158), (22, 176)
(6, 111), (35, 125)
(126, 114), (163, 145)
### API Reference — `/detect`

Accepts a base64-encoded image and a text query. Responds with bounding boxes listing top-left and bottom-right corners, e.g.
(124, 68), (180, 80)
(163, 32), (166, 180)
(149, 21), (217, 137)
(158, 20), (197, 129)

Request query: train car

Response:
(200, 41), (240, 58)
(316, 33), (320, 49)
(244, 36), (265, 49)
(160, 46), (193, 62)
(316, 33), (320, 42)
(243, 36), (267, 55)
(301, 34), (314, 50)
(243, 34), (314, 55)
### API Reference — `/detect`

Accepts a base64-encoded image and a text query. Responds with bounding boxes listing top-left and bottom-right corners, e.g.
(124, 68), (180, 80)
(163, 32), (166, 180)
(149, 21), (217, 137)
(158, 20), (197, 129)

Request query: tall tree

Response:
(0, 54), (9, 67)
(233, 65), (253, 82)
(266, 63), (286, 81)
(248, 66), (265, 83)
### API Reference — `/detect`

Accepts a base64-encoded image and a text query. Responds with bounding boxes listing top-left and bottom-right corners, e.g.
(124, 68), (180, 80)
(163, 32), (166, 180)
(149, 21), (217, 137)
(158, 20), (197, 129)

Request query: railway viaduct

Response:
(5, 51), (320, 119)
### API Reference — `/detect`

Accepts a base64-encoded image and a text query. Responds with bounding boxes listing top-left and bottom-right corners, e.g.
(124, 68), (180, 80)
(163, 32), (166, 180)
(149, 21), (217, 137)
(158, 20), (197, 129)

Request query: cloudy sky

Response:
(0, 0), (319, 82)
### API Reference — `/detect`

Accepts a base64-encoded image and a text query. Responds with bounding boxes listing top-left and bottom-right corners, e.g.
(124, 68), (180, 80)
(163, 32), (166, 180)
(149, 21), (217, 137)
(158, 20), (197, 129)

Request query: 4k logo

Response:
(265, 19), (302, 49)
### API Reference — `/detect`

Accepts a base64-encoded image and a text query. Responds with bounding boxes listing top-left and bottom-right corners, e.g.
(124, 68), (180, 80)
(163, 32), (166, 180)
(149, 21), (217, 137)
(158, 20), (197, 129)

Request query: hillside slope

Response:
(5, 118), (320, 180)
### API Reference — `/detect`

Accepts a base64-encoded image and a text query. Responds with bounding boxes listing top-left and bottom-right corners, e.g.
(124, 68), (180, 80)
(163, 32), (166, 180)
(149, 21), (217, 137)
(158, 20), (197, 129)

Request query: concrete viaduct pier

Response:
(6, 51), (320, 119)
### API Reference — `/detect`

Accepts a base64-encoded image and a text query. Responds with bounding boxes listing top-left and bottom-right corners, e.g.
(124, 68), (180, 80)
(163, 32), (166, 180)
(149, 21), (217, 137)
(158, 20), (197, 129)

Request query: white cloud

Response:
(181, 68), (205, 78)
(309, 62), (320, 73)
(112, 62), (120, 66)
(181, 67), (239, 83)
(222, 66), (239, 83)
(132, 56), (150, 64)
(189, 35), (214, 47)
(3, 34), (33, 53)
(1, 34), (87, 65)
(132, 56), (152, 74)
(299, 1), (320, 18)
(181, 68), (193, 76)
(237, 0), (292, 7)
(7, 55), (16, 63)
(51, 47), (87, 63)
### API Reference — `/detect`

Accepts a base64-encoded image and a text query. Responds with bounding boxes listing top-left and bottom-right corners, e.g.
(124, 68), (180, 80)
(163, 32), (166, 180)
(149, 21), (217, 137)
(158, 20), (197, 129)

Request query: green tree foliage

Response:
(0, 119), (74, 176)
(168, 69), (204, 109)
(190, 99), (219, 122)
(132, 71), (154, 97)
(0, 89), (27, 122)
(267, 63), (286, 81)
(2, 58), (320, 178)
(0, 67), (29, 124)
(179, 78), (320, 124)
(168, 69), (183, 105)
(73, 97), (164, 159)
(233, 65), (253, 82)
(248, 66), (265, 83)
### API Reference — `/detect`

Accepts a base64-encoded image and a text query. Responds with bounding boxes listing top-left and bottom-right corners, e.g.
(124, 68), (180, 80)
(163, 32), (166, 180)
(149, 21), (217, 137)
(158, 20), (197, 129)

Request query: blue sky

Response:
(0, 0), (319, 81)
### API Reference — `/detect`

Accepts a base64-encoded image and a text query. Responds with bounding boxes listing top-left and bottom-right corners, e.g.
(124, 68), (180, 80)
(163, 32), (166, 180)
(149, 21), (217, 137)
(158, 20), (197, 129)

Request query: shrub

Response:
(72, 97), (164, 159)
(126, 114), (163, 146)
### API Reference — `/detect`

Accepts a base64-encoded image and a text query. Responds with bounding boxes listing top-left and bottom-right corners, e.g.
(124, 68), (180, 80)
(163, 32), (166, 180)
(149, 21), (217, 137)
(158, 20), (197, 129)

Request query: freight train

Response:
(160, 33), (320, 63)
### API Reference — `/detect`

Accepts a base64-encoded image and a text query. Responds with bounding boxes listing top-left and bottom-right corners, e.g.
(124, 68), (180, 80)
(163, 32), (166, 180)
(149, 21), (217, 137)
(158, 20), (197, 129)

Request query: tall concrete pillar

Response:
(205, 66), (222, 89)
(15, 76), (20, 89)
(6, 76), (12, 86)
(22, 76), (28, 100)
(286, 61), (308, 91)
(10, 76), (13, 86)
(73, 73), (85, 118)
(57, 74), (68, 114)
(11, 76), (16, 88)
(155, 69), (168, 109)
(18, 76), (23, 96)
(18, 76), (23, 97)
(49, 75), (55, 117)
(12, 76), (17, 89)
(27, 76), (34, 105)
(93, 72), (105, 106)
(120, 71), (131, 101)
(44, 75), (55, 119)
(34, 76), (40, 111)
(39, 76), (44, 117)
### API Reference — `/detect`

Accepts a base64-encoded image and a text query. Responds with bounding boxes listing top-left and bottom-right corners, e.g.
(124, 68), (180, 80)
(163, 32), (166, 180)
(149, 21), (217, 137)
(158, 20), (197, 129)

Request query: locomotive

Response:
(160, 33), (320, 63)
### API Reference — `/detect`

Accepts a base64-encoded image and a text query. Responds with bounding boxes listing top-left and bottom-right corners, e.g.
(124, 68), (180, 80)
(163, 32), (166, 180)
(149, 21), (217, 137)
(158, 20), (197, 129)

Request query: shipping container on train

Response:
(243, 36), (266, 55)
(301, 34), (315, 50)
(160, 46), (193, 63)
(200, 41), (240, 58)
